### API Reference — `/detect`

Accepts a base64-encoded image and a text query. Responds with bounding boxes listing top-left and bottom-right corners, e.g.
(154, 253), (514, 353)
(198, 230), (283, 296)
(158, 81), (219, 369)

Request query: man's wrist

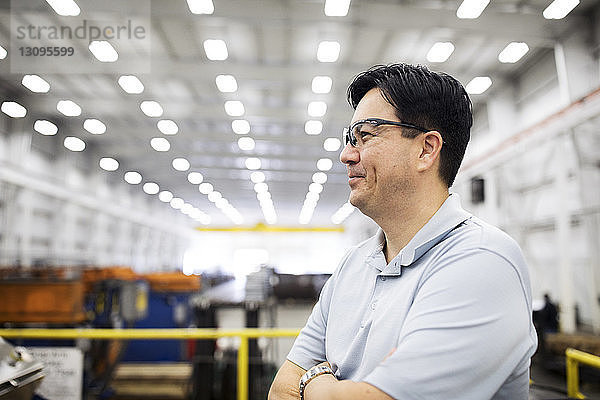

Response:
(298, 364), (334, 400)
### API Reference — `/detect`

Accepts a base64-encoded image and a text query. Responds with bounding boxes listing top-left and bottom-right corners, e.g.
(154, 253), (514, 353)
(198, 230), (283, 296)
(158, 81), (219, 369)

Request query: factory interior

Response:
(0, 0), (600, 399)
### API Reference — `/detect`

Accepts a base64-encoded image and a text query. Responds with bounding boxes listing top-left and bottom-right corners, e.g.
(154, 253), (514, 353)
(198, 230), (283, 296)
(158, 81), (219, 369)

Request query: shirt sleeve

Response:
(362, 249), (536, 400)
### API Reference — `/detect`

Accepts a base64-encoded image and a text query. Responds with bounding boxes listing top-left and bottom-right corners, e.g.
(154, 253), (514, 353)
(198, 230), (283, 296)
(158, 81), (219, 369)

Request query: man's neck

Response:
(377, 189), (449, 264)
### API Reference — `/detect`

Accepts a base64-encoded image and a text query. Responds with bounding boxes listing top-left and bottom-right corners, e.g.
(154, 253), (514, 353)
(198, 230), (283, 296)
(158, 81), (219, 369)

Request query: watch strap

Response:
(299, 364), (334, 400)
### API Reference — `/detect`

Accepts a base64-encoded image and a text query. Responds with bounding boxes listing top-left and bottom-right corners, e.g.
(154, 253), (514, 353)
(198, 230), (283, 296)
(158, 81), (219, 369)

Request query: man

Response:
(268, 64), (537, 400)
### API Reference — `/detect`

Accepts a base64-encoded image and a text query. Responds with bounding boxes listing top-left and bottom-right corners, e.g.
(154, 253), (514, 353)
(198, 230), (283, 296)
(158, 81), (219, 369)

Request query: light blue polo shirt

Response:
(288, 193), (537, 400)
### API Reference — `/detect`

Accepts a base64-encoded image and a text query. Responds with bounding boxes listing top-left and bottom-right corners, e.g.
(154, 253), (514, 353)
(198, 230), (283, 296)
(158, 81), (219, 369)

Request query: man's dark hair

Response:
(347, 63), (473, 187)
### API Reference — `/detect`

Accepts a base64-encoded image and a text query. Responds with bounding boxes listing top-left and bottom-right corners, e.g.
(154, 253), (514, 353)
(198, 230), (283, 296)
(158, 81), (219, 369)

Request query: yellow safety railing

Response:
(0, 328), (301, 400)
(566, 348), (600, 399)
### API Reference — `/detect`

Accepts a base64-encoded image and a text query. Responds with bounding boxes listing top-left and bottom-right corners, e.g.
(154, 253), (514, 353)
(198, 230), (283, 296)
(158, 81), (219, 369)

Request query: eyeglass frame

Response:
(342, 117), (430, 147)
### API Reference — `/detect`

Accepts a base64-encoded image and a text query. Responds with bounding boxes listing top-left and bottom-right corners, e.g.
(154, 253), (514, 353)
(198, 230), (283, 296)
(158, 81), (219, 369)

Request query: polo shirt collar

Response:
(366, 193), (471, 275)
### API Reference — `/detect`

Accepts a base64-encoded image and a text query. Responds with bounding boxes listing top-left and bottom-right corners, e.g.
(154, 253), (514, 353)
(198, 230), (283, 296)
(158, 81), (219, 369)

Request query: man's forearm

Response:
(268, 360), (306, 400)
(304, 374), (393, 400)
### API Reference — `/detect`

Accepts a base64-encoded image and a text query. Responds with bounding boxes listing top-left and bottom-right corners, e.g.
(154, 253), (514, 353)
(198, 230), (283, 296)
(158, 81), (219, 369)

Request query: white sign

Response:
(27, 347), (83, 400)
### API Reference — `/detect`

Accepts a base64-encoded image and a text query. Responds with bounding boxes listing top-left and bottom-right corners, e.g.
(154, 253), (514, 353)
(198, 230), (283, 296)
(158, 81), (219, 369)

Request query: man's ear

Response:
(416, 131), (442, 172)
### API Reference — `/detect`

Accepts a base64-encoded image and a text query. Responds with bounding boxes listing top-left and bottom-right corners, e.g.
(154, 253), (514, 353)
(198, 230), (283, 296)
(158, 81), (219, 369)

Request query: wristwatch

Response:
(299, 364), (334, 400)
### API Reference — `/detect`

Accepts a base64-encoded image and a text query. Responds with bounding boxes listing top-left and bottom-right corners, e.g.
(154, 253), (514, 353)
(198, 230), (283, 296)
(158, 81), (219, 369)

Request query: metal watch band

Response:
(299, 364), (334, 400)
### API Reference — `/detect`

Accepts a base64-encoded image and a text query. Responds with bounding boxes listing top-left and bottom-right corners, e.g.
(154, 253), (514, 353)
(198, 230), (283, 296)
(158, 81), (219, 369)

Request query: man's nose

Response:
(340, 142), (360, 165)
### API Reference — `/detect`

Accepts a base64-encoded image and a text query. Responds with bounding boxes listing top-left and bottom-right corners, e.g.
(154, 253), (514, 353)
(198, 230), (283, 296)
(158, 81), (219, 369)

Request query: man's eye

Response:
(358, 130), (374, 139)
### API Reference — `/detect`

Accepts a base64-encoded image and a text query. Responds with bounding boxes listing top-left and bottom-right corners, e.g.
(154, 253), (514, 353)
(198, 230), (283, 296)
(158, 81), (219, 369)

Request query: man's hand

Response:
(268, 360), (306, 400)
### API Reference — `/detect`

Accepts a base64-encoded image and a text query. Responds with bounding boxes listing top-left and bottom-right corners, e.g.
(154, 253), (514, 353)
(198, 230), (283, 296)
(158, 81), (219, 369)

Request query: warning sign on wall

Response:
(27, 347), (83, 400)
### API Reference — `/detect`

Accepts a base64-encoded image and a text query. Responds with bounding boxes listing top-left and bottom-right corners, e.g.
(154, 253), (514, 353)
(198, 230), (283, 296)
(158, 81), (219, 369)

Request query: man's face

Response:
(340, 88), (419, 216)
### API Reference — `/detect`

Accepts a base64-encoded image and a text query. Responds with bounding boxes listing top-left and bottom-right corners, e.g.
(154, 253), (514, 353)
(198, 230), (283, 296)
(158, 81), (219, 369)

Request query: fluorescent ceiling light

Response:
(45, 0), (80, 16)
(99, 157), (119, 171)
(0, 45), (7, 59)
(89, 41), (118, 62)
(257, 191), (271, 201)
(317, 158), (333, 171)
(324, 137), (341, 151)
(63, 136), (85, 152)
(57, 100), (81, 116)
(157, 119), (178, 135)
(124, 171), (142, 185)
(199, 182), (214, 194)
(543, 0), (579, 19)
(324, 0), (351, 16)
(317, 41), (341, 62)
(305, 120), (323, 135)
(186, 0), (214, 14)
(140, 101), (163, 117)
(250, 171), (265, 183)
(216, 75), (238, 93)
(306, 192), (319, 202)
(308, 101), (327, 117)
(143, 182), (159, 195)
(172, 157), (191, 171)
(150, 137), (170, 152)
(118, 75), (144, 94)
(426, 42), (455, 63)
(238, 137), (255, 151)
(208, 191), (222, 202)
(159, 191), (174, 202)
(309, 182), (323, 193)
(466, 76), (492, 94)
(34, 120), (58, 136)
(204, 39), (228, 61)
(312, 76), (333, 94)
(22, 75), (50, 93)
(498, 42), (529, 63)
(245, 157), (261, 170)
(312, 172), (328, 184)
(181, 203), (193, 215)
(232, 119), (250, 134)
(1, 101), (27, 118)
(225, 100), (245, 116)
(188, 172), (203, 184)
(170, 197), (184, 209)
(254, 182), (268, 193)
(83, 119), (106, 135)
(456, 0), (490, 19)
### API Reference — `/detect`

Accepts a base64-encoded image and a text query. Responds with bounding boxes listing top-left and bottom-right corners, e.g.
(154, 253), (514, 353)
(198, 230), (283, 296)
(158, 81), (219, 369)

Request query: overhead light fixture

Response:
(188, 172), (204, 184)
(216, 75), (238, 93)
(0, 45), (7, 59)
(254, 182), (268, 193)
(140, 101), (163, 117)
(224, 100), (245, 116)
(498, 42), (529, 63)
(305, 120), (323, 135)
(170, 197), (184, 209)
(63, 136), (85, 152)
(317, 158), (333, 171)
(317, 41), (341, 62)
(324, 0), (351, 16)
(238, 137), (255, 151)
(45, 0), (80, 16)
(245, 157), (261, 170)
(199, 182), (214, 194)
(57, 100), (81, 116)
(232, 119), (250, 134)
(543, 0), (579, 19)
(186, 0), (214, 14)
(309, 182), (323, 193)
(118, 75), (144, 94)
(124, 171), (142, 185)
(150, 137), (170, 152)
(172, 157), (191, 171)
(83, 119), (106, 135)
(89, 41), (118, 62)
(1, 101), (27, 118)
(426, 42), (455, 63)
(181, 203), (194, 215)
(207, 191), (222, 202)
(34, 120), (58, 136)
(22, 75), (50, 93)
(312, 76), (333, 94)
(465, 76), (492, 94)
(456, 0), (490, 19)
(306, 192), (319, 202)
(99, 157), (119, 171)
(157, 119), (178, 135)
(307, 101), (327, 117)
(250, 171), (265, 183)
(312, 172), (328, 184)
(203, 39), (228, 61)
(324, 137), (341, 151)
(159, 190), (174, 202)
(143, 182), (159, 195)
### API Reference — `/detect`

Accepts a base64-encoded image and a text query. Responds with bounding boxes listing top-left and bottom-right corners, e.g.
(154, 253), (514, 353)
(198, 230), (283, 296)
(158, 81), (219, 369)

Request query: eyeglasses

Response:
(343, 117), (429, 147)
